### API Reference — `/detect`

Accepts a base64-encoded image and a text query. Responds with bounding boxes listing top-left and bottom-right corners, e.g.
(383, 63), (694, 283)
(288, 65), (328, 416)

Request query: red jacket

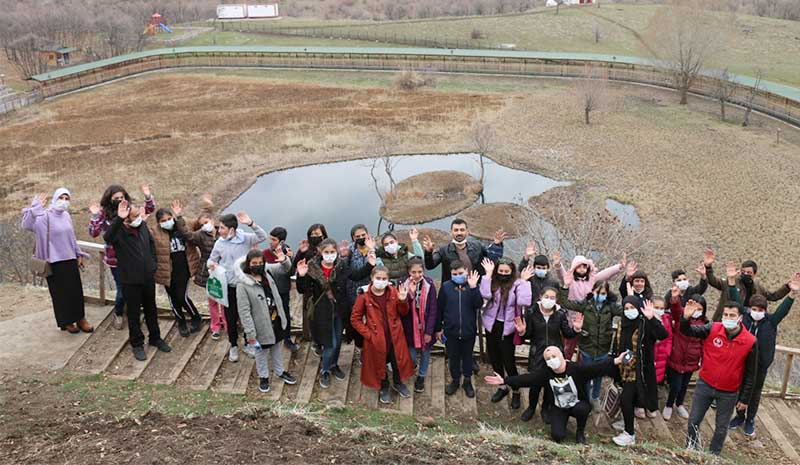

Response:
(667, 299), (705, 373)
(654, 312), (673, 383)
(699, 323), (756, 392)
(351, 285), (414, 389)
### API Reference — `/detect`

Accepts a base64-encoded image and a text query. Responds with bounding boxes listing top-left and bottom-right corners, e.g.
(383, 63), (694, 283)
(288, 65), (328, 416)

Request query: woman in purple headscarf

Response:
(22, 188), (93, 333)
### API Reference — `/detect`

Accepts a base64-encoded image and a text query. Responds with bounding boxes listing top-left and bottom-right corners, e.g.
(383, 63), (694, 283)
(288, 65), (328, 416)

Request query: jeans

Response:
(580, 350), (609, 401)
(687, 378), (738, 455)
(122, 281), (160, 348)
(409, 346), (432, 378)
(666, 366), (693, 407)
(736, 366), (769, 422)
(321, 314), (343, 374)
(446, 335), (475, 384)
(110, 266), (125, 316)
(550, 400), (591, 443)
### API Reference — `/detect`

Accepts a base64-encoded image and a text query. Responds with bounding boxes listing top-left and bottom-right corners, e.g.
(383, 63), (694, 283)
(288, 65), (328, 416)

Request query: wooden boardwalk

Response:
(64, 309), (800, 464)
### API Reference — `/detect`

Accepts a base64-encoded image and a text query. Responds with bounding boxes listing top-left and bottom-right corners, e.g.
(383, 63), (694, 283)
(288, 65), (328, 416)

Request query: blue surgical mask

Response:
(624, 308), (639, 320)
(595, 293), (607, 303)
(452, 274), (467, 285)
(534, 269), (548, 279)
(160, 219), (175, 230)
(722, 318), (740, 330)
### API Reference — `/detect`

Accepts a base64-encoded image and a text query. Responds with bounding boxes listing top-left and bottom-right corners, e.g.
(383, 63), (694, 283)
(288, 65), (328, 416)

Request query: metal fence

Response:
(0, 90), (43, 115)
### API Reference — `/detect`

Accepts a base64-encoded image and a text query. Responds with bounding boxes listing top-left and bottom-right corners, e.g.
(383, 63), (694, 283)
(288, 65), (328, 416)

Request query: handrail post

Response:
(781, 353), (794, 399)
(98, 250), (106, 303)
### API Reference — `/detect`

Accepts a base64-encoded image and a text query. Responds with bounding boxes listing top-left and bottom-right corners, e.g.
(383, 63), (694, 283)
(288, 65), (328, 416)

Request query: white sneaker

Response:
(634, 407), (646, 419)
(229, 346), (239, 362)
(647, 410), (659, 418)
(663, 406), (673, 420)
(242, 344), (256, 358)
(591, 398), (602, 413)
(676, 405), (690, 419)
(612, 431), (636, 447)
(611, 419), (625, 431)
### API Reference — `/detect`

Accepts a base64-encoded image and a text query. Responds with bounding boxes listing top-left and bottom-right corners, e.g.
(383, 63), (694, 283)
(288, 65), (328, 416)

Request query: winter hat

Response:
(622, 295), (641, 309)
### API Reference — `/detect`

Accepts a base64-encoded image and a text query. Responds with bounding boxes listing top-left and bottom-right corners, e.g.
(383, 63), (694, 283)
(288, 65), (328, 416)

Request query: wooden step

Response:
(319, 343), (354, 406)
(295, 343), (321, 404)
(213, 346), (255, 395)
(64, 310), (129, 374)
(346, 353), (364, 407)
(650, 409), (674, 442)
(140, 322), (207, 385)
(106, 318), (175, 381)
(428, 356), (446, 418)
(771, 399), (800, 442)
(759, 399), (800, 463)
(175, 332), (228, 390)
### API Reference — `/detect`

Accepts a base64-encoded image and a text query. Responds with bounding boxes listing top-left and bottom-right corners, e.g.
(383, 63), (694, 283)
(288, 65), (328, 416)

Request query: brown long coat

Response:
(351, 285), (414, 389)
(148, 216), (201, 286)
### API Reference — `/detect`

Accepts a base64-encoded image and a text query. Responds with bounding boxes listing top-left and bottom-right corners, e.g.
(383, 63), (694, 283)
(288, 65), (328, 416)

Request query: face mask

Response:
(250, 264), (264, 275)
(452, 238), (467, 246)
(534, 269), (548, 279)
(676, 279), (690, 291)
(309, 236), (323, 247)
(722, 318), (740, 330)
(201, 222), (215, 233)
(624, 308), (639, 320)
(372, 279), (389, 290)
(384, 243), (400, 255)
(452, 274), (467, 285)
(129, 217), (143, 228)
(224, 229), (236, 240)
(496, 273), (513, 283)
(111, 199), (122, 208)
(740, 275), (754, 287)
(654, 308), (665, 318)
(595, 293), (607, 303)
(322, 252), (337, 264)
(540, 298), (556, 310)
(53, 199), (69, 211)
(750, 310), (765, 321)
(633, 285), (645, 294)
(160, 219), (175, 230)
(692, 310), (703, 319)
(546, 358), (562, 370)
(355, 238), (366, 247)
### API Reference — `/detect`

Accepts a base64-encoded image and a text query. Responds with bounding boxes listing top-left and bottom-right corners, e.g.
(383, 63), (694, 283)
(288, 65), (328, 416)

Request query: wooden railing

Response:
(77, 240), (108, 305)
(776, 345), (800, 399)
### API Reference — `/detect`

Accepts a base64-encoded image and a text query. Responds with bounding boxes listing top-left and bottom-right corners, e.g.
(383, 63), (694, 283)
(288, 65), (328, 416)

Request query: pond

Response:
(605, 198), (641, 229)
(225, 153), (568, 256)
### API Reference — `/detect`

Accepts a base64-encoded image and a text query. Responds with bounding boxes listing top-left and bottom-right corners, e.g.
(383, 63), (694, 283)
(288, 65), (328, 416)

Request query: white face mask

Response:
(201, 222), (215, 233)
(540, 298), (556, 310)
(624, 308), (639, 320)
(452, 238), (467, 246)
(546, 357), (562, 370)
(676, 279), (690, 291)
(654, 308), (665, 318)
(384, 243), (400, 255)
(750, 310), (765, 321)
(129, 216), (143, 228)
(322, 252), (337, 264)
(160, 219), (175, 230)
(722, 318), (740, 330)
(226, 229), (236, 240)
(53, 199), (69, 211)
(692, 310), (703, 319)
(372, 279), (389, 290)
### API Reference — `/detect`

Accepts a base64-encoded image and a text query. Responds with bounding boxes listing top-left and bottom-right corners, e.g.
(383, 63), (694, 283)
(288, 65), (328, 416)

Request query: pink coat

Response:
(558, 255), (623, 301)
(654, 312), (674, 383)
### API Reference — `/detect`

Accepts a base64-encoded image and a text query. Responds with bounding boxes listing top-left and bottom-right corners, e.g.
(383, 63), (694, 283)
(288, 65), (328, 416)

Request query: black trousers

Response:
(487, 320), (519, 386)
(224, 285), (239, 346)
(446, 335), (476, 383)
(381, 347), (402, 389)
(280, 291), (292, 342)
(46, 259), (86, 328)
(165, 266), (200, 322)
(621, 381), (642, 435)
(550, 400), (592, 443)
(643, 360), (659, 412)
(738, 365), (769, 422)
(529, 383), (554, 414)
(122, 280), (160, 348)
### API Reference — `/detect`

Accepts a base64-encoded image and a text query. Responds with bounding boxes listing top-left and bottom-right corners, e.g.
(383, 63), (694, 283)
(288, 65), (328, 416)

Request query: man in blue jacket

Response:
(436, 260), (483, 398)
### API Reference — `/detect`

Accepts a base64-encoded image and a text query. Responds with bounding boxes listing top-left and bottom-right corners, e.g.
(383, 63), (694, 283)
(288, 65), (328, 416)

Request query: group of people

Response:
(22, 184), (800, 456)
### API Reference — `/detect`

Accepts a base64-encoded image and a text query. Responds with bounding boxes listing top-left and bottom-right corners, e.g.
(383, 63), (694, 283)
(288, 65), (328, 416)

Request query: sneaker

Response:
(576, 429), (587, 445)
(612, 431), (635, 447)
(229, 346), (239, 362)
(676, 405), (690, 419)
(151, 339), (172, 353)
(511, 392), (521, 410)
(379, 386), (392, 404)
(331, 366), (346, 381)
(259, 377), (270, 393)
(393, 382), (411, 398)
(211, 331), (221, 340)
(278, 371), (297, 385)
(190, 316), (202, 333)
(663, 406), (673, 421)
(634, 407), (646, 419)
(313, 344), (323, 356)
(647, 410), (659, 419)
(445, 381), (459, 396)
(591, 398), (602, 413)
(611, 419), (625, 431)
(414, 376), (425, 393)
(491, 388), (510, 403)
(177, 320), (190, 337)
(284, 339), (299, 352)
(319, 372), (331, 389)
(132, 345), (146, 361)
(521, 407), (535, 422)
(462, 380), (475, 398)
(729, 414), (745, 430)
(710, 399), (717, 409)
(744, 419), (756, 437)
(242, 344), (256, 358)
(112, 313), (125, 330)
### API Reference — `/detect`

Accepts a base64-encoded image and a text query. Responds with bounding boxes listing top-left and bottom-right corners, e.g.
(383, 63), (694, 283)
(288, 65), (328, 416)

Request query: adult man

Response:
(680, 291), (757, 456)
(422, 218), (504, 282)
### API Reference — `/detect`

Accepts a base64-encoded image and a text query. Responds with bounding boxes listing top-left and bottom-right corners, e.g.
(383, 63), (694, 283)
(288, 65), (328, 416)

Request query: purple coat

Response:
(400, 276), (438, 350)
(480, 277), (532, 336)
(21, 192), (88, 264)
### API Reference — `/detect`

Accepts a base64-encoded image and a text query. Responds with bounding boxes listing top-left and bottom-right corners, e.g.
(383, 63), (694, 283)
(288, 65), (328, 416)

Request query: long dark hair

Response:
(99, 185), (130, 218)
(307, 223), (328, 240)
(491, 258), (517, 306)
(242, 250), (264, 275)
(588, 280), (617, 303)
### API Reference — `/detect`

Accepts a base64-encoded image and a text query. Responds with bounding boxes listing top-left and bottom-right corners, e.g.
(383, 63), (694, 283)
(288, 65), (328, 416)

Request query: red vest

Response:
(699, 322), (756, 392)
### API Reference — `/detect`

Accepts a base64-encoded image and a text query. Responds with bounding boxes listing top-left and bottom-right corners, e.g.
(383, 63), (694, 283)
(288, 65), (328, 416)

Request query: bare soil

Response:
(459, 202), (527, 240)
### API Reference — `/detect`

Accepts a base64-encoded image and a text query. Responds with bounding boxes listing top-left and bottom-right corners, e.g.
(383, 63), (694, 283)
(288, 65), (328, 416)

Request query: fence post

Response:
(781, 353), (794, 398)
(98, 251), (106, 303)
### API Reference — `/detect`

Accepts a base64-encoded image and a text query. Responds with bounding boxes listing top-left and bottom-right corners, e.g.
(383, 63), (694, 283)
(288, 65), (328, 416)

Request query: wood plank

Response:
(214, 352), (254, 395)
(346, 354), (364, 406)
(319, 343), (354, 405)
(429, 356), (446, 418)
(397, 375), (414, 416)
(107, 319), (175, 381)
(65, 311), (129, 374)
(140, 322), (208, 385)
(650, 410), (674, 442)
(295, 343), (321, 404)
(265, 346), (295, 401)
(176, 332), (228, 391)
(772, 399), (800, 441)
(759, 400), (800, 463)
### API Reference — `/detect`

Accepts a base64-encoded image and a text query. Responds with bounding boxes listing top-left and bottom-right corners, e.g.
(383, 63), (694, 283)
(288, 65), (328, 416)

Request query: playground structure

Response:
(143, 13), (173, 35)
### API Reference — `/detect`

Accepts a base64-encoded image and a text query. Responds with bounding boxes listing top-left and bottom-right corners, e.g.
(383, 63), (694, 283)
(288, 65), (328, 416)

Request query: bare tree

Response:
(555, 0), (565, 15)
(574, 64), (609, 125)
(3, 35), (50, 78)
(471, 120), (496, 188)
(742, 69), (762, 127)
(0, 220), (35, 285)
(368, 134), (400, 201)
(643, 0), (732, 105)
(712, 68), (737, 121)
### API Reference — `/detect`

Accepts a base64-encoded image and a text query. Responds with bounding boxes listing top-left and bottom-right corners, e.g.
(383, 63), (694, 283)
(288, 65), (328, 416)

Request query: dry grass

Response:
(380, 170), (482, 224)
(459, 202), (527, 240)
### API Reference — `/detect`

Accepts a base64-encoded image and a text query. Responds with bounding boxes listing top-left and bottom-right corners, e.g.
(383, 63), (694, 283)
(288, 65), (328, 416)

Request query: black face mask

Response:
(496, 274), (513, 283)
(740, 274), (754, 287)
(309, 236), (323, 247)
(355, 238), (366, 247)
(111, 199), (122, 208)
(250, 265), (265, 275)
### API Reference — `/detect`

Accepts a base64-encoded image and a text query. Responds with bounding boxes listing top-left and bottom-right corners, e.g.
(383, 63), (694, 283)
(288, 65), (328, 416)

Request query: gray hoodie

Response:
(207, 225), (267, 285)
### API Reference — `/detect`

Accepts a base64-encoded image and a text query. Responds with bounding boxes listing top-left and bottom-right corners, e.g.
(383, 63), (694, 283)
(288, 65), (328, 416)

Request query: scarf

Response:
(409, 278), (429, 349)
(616, 322), (640, 383)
